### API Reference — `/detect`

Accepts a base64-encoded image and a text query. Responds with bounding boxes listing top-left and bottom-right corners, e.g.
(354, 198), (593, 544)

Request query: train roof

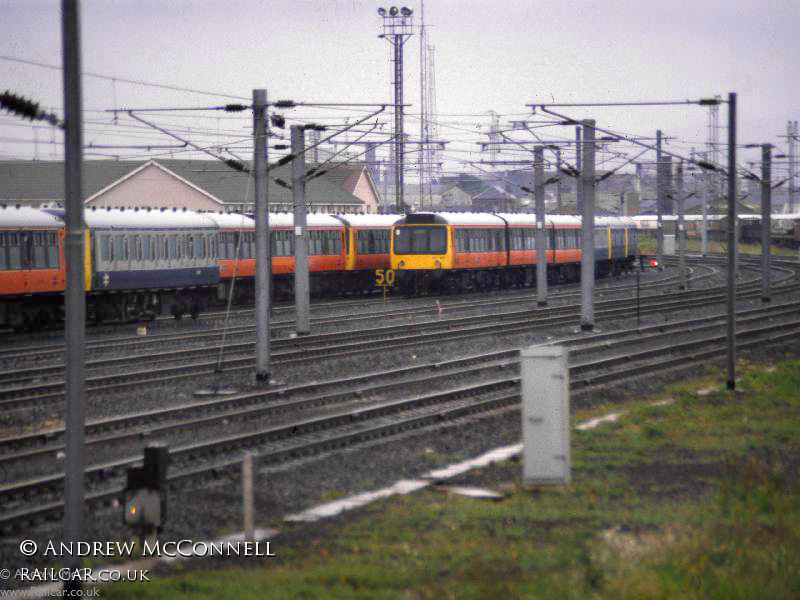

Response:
(396, 212), (507, 226)
(84, 206), (217, 230)
(333, 214), (402, 227)
(265, 212), (345, 228)
(200, 212), (255, 229)
(496, 214), (587, 227)
(595, 216), (637, 227)
(0, 205), (64, 228)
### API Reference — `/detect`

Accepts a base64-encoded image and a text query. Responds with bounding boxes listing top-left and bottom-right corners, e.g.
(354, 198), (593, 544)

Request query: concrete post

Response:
(291, 126), (310, 335)
(656, 130), (664, 267)
(242, 453), (255, 543)
(575, 126), (582, 214)
(62, 0), (86, 591)
(677, 160), (686, 289)
(726, 92), (737, 391)
(534, 146), (547, 306)
(253, 89), (271, 383)
(761, 144), (771, 302)
(580, 120), (595, 331)
(555, 148), (562, 212)
(702, 151), (709, 256)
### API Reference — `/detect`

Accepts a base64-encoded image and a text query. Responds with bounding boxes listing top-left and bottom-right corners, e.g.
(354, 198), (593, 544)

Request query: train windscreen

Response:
(394, 226), (447, 254)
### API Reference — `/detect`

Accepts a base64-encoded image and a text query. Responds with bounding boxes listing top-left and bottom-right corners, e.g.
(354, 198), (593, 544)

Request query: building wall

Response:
(350, 171), (376, 212)
(440, 187), (471, 207)
(85, 164), (223, 211)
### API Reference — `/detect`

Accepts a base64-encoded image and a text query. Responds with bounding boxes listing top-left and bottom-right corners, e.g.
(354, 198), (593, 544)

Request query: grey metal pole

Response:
(62, 0), (85, 591)
(656, 130), (664, 267)
(534, 146), (547, 306)
(677, 160), (686, 289)
(761, 144), (771, 302)
(291, 125), (310, 334)
(555, 148), (562, 212)
(702, 151), (709, 255)
(418, 3), (425, 211)
(253, 89), (271, 383)
(580, 119), (595, 331)
(575, 127), (582, 213)
(789, 121), (797, 213)
(726, 92), (737, 391)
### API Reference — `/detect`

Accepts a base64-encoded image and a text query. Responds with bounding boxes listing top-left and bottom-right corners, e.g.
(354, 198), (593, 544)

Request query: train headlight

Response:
(398, 260), (405, 269)
(434, 260), (441, 269)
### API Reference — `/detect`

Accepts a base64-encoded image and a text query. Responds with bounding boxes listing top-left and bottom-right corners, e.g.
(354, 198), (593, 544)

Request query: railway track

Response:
(0, 261), (701, 367)
(3, 292), (800, 534)
(0, 261), (793, 410)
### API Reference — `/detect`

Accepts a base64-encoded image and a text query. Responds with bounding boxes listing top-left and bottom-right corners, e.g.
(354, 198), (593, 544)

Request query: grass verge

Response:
(103, 359), (800, 599)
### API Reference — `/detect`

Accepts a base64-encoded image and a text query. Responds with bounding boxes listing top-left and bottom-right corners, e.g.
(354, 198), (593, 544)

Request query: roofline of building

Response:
(84, 159), (226, 206)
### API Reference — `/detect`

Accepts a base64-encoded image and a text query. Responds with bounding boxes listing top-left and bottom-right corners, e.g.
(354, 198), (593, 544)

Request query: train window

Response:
(357, 230), (376, 254)
(224, 232), (234, 259)
(8, 233), (21, 269)
(308, 231), (316, 256)
(131, 235), (141, 262)
(373, 231), (381, 254)
(395, 226), (445, 254)
(168, 235), (177, 260)
(30, 232), (44, 268)
(595, 229), (606, 248)
(113, 235), (123, 262)
(415, 229), (431, 253)
(509, 228), (521, 251)
(99, 234), (110, 262)
(142, 235), (151, 261)
(272, 230), (292, 257)
(473, 230), (482, 252)
(0, 233), (7, 270)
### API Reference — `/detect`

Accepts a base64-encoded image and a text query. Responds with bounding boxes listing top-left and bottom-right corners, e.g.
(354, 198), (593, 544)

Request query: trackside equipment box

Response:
(521, 345), (571, 485)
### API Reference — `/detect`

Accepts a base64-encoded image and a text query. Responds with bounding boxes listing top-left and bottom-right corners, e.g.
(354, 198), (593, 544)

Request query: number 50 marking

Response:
(375, 268), (395, 287)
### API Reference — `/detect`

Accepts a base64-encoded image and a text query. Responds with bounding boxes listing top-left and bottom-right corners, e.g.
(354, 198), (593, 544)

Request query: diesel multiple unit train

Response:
(390, 212), (638, 293)
(1, 204), (638, 330)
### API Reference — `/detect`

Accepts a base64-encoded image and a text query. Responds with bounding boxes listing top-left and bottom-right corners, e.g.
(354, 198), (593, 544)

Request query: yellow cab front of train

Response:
(390, 213), (452, 292)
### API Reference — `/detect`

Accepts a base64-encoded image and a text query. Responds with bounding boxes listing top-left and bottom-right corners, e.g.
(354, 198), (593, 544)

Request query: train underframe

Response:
(395, 257), (636, 295)
(219, 270), (384, 303)
(0, 286), (219, 331)
(88, 286), (216, 323)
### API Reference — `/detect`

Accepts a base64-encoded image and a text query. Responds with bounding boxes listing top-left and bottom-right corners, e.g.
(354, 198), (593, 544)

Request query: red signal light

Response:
(649, 258), (658, 268)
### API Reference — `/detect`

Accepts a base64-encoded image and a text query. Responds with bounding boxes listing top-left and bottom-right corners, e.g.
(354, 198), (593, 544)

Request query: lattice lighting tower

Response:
(426, 44), (440, 186)
(707, 97), (721, 206)
(378, 6), (414, 212)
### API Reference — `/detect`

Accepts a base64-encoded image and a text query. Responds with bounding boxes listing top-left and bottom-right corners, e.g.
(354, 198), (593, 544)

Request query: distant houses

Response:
(0, 159), (381, 214)
(1, 159), (777, 216)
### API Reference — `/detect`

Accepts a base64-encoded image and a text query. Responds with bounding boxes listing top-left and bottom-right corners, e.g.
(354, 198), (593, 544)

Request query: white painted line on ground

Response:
(576, 412), (624, 431)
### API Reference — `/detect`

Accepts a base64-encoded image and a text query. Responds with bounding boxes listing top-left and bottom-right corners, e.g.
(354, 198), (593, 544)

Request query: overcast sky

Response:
(2, 0), (798, 180)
